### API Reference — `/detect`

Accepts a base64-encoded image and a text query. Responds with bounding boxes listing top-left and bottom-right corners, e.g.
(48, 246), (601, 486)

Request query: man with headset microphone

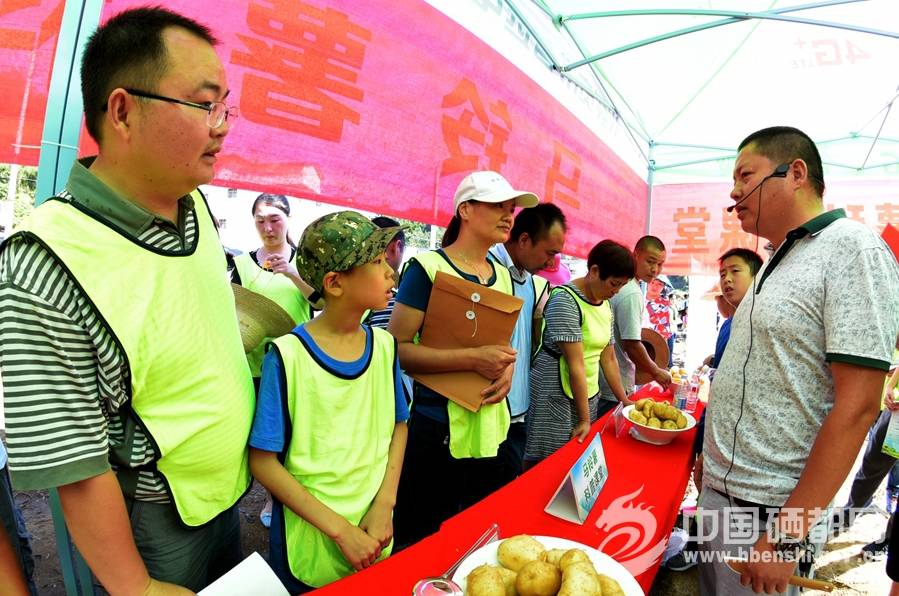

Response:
(696, 126), (899, 594)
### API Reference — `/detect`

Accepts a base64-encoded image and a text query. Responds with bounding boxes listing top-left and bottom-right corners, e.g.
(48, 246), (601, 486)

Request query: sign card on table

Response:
(545, 433), (608, 524)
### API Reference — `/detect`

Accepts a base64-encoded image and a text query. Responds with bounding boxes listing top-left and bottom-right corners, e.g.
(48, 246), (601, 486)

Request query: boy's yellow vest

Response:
(549, 285), (612, 400)
(413, 251), (512, 459)
(272, 327), (396, 587)
(21, 194), (253, 526)
(232, 252), (311, 376)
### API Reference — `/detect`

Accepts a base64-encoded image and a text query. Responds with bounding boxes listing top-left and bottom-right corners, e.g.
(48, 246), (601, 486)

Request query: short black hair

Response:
(719, 248), (763, 275)
(372, 216), (405, 245)
(635, 235), (665, 253)
(738, 126), (825, 196)
(588, 240), (635, 280)
(252, 193), (290, 216)
(509, 203), (567, 242)
(81, 6), (218, 143)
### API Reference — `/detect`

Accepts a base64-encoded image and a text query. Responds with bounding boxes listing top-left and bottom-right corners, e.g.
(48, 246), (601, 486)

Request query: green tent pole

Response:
(34, 0), (102, 205)
(646, 141), (655, 235)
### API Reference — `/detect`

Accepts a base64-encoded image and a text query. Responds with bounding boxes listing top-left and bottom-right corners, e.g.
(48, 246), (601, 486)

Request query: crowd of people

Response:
(0, 6), (897, 596)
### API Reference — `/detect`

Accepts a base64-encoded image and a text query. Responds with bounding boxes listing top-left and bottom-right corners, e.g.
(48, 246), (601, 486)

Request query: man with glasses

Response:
(0, 8), (248, 594)
(698, 126), (899, 594)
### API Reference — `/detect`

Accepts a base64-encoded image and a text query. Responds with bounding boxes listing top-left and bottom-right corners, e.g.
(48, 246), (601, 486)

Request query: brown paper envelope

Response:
(411, 271), (523, 412)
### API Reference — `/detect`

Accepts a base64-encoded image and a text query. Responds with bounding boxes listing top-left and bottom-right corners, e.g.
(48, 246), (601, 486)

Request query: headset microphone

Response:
(726, 163), (790, 213)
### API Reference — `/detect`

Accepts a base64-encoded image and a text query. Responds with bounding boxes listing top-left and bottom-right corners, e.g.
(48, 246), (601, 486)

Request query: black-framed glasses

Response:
(118, 88), (238, 128)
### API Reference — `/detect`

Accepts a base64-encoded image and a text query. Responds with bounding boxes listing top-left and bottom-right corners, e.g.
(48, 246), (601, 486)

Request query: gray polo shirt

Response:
(599, 278), (643, 400)
(703, 210), (899, 506)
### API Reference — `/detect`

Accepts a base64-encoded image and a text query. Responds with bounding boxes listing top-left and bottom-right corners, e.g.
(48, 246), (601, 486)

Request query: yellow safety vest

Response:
(272, 327), (396, 587)
(233, 252), (311, 377)
(413, 251), (512, 459)
(530, 275), (550, 360)
(550, 285), (612, 400)
(22, 193), (253, 526)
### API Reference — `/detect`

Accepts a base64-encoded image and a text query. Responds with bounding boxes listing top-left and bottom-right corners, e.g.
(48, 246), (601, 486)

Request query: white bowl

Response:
(622, 404), (697, 445)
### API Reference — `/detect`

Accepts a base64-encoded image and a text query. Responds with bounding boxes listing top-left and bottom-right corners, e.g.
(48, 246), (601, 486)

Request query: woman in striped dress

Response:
(524, 240), (635, 465)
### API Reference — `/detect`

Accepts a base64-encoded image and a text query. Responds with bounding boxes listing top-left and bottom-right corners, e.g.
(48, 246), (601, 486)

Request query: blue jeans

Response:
(0, 464), (37, 595)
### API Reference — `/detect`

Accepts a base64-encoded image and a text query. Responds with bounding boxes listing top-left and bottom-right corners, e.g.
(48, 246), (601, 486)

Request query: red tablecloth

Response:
(312, 386), (702, 595)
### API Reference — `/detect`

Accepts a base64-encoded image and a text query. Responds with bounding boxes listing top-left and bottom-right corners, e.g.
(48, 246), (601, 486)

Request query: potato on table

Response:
(539, 548), (567, 567)
(599, 573), (626, 596)
(497, 535), (546, 572)
(494, 566), (518, 596)
(514, 560), (561, 596)
(628, 410), (648, 425)
(557, 560), (601, 596)
(558, 548), (591, 571)
(467, 564), (506, 596)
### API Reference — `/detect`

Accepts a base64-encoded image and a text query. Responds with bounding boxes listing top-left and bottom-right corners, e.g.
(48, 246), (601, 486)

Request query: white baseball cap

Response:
(452, 171), (540, 212)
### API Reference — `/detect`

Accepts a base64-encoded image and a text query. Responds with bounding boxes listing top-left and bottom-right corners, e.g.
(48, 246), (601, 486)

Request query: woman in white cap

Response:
(389, 171), (538, 549)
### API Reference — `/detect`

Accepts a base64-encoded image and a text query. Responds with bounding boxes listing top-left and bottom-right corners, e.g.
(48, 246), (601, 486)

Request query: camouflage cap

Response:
(296, 211), (406, 294)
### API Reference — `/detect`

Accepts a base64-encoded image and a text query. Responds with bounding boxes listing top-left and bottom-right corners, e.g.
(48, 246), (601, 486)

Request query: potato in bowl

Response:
(623, 399), (696, 445)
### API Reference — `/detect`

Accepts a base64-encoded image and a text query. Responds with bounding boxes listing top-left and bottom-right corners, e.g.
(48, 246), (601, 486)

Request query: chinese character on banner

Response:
(440, 78), (511, 176)
(826, 203), (865, 222)
(845, 204), (866, 223)
(231, 0), (372, 142)
(544, 141), (582, 209)
(671, 206), (710, 266)
(719, 208), (756, 255)
(876, 203), (899, 230)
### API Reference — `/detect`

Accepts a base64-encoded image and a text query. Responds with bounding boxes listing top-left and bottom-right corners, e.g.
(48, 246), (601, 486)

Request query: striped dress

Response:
(524, 283), (612, 461)
(0, 190), (198, 502)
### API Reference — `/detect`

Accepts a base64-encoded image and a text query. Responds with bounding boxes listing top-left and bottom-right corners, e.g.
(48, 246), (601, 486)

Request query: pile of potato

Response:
(465, 534), (625, 596)
(627, 398), (688, 430)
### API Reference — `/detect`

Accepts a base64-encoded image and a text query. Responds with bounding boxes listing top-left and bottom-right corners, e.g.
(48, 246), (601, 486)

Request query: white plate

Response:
(451, 535), (644, 595)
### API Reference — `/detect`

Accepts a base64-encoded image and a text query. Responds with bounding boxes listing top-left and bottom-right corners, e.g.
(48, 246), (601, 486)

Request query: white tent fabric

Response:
(430, 0), (899, 186)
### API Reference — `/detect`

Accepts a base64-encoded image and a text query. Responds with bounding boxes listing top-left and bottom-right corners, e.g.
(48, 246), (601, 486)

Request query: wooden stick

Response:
(725, 559), (834, 592)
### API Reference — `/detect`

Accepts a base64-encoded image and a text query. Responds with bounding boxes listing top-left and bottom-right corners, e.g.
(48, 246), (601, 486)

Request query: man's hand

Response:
(693, 453), (704, 488)
(334, 522), (381, 571)
(740, 535), (798, 594)
(359, 501), (394, 554)
(653, 367), (672, 388)
(885, 387), (899, 412)
(481, 362), (514, 405)
(142, 578), (195, 596)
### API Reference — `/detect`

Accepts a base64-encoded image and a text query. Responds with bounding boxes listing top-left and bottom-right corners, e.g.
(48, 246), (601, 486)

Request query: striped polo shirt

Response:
(0, 158), (202, 502)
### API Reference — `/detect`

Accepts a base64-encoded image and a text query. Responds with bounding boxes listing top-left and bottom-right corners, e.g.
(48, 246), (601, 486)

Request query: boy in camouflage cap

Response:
(295, 210), (404, 296)
(249, 210), (410, 591)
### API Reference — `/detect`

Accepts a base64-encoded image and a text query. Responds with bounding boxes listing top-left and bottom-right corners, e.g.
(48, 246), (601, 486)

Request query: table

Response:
(313, 385), (702, 595)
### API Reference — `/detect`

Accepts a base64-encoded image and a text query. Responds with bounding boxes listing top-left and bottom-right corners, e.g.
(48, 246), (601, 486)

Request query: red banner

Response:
(651, 179), (899, 274)
(0, 0), (64, 167)
(88, 0), (648, 257)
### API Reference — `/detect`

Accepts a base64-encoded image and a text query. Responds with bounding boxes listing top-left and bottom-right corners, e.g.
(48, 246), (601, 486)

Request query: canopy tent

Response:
(1, 0), (897, 274)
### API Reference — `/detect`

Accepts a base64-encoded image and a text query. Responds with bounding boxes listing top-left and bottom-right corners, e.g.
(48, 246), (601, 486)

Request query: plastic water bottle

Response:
(685, 370), (700, 413)
(672, 369), (687, 409)
(698, 365), (711, 403)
